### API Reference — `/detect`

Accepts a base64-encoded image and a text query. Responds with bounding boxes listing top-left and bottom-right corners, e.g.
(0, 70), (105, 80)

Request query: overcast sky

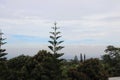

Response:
(0, 0), (120, 59)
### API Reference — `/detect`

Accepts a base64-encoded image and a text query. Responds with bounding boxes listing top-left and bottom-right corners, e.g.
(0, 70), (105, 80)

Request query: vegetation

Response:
(0, 31), (8, 80)
(48, 22), (64, 80)
(0, 31), (7, 61)
(48, 22), (64, 55)
(67, 58), (108, 80)
(0, 25), (120, 80)
(102, 45), (120, 77)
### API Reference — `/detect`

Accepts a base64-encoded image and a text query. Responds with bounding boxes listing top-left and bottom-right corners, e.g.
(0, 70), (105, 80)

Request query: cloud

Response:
(0, 0), (120, 20)
(0, 13), (120, 45)
(0, 0), (120, 58)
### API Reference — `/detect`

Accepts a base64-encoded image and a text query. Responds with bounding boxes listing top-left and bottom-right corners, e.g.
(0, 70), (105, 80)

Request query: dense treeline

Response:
(0, 43), (120, 79)
(1, 47), (120, 80)
(0, 23), (120, 80)
(102, 45), (120, 77)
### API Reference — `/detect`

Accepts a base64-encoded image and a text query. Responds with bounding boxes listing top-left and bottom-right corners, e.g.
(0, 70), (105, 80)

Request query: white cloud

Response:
(0, 0), (120, 58)
(0, 14), (120, 45)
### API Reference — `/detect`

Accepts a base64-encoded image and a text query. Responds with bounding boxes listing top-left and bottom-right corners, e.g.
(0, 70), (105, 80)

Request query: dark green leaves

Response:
(0, 52), (7, 57)
(0, 49), (6, 52)
(50, 36), (55, 40)
(102, 45), (120, 76)
(0, 42), (7, 45)
(0, 38), (6, 41)
(56, 36), (61, 40)
(48, 23), (64, 54)
(0, 31), (7, 61)
(50, 32), (61, 36)
(55, 46), (64, 51)
(48, 41), (54, 45)
(57, 41), (64, 45)
(48, 46), (53, 51)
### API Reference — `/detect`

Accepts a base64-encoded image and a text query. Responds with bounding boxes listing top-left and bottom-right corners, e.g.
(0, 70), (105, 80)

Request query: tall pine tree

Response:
(48, 22), (64, 80)
(80, 53), (83, 62)
(0, 30), (8, 80)
(0, 30), (7, 61)
(48, 22), (64, 57)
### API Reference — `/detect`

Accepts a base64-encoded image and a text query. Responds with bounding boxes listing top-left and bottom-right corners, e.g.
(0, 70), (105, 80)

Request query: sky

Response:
(0, 0), (120, 59)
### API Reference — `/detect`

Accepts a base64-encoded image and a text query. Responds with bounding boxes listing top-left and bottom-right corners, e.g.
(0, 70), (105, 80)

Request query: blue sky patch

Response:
(8, 35), (49, 44)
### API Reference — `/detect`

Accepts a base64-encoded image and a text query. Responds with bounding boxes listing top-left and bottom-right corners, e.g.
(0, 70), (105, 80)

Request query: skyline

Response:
(0, 0), (120, 59)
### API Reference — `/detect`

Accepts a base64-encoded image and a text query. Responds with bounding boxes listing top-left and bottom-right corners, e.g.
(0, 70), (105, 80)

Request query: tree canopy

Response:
(102, 45), (120, 77)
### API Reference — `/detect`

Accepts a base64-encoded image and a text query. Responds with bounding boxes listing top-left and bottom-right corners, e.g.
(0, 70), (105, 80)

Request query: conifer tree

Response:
(84, 54), (86, 61)
(80, 53), (83, 62)
(48, 22), (64, 57)
(0, 30), (7, 61)
(0, 30), (8, 80)
(48, 22), (64, 80)
(73, 55), (79, 64)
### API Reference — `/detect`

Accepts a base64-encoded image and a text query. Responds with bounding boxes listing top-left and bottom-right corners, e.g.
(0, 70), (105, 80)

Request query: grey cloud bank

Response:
(6, 44), (106, 59)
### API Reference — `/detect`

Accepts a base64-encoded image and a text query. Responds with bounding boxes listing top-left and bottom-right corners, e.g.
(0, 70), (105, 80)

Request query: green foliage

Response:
(0, 28), (114, 80)
(0, 31), (7, 61)
(102, 45), (120, 77)
(0, 31), (8, 80)
(48, 22), (64, 80)
(80, 58), (108, 80)
(80, 53), (83, 62)
(73, 55), (79, 64)
(7, 55), (30, 71)
(48, 22), (64, 54)
(3, 55), (31, 80)
(68, 58), (108, 80)
(21, 50), (63, 80)
(0, 61), (8, 80)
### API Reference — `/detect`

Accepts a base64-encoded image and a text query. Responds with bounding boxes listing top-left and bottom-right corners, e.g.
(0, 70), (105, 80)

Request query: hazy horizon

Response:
(5, 44), (110, 59)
